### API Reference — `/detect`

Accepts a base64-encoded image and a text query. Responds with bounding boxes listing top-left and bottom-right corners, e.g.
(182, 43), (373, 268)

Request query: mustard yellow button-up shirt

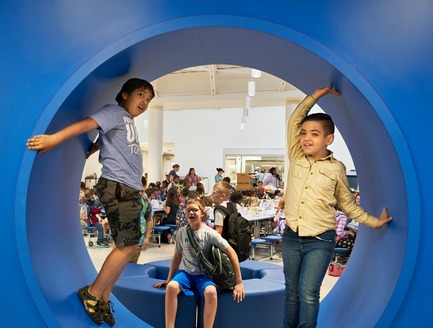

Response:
(284, 96), (378, 236)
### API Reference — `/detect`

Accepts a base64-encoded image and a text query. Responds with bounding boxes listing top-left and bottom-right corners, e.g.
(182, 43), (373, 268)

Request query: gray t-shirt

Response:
(176, 224), (230, 275)
(91, 104), (143, 190)
(214, 201), (228, 227)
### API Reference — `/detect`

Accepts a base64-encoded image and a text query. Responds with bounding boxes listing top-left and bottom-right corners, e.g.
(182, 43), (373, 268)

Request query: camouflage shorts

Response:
(95, 177), (142, 247)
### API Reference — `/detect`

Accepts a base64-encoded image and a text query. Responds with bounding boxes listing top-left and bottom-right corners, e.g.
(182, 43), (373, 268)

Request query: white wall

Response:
(82, 105), (355, 193)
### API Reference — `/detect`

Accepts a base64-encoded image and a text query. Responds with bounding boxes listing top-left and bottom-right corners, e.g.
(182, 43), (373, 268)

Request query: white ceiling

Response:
(150, 65), (305, 110)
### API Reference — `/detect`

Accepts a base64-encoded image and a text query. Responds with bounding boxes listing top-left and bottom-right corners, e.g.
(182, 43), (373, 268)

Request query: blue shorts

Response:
(172, 270), (216, 297)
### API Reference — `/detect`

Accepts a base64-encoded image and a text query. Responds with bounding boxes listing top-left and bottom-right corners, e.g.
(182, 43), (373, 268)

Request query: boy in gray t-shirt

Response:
(154, 198), (245, 328)
(27, 78), (155, 326)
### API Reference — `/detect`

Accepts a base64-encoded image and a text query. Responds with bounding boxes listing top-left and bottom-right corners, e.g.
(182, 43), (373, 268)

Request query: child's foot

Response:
(96, 240), (110, 248)
(77, 286), (104, 325)
(100, 300), (116, 326)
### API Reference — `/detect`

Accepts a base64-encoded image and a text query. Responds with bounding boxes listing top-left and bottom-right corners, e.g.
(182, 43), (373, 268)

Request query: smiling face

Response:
(121, 88), (153, 117)
(186, 200), (206, 229)
(300, 121), (334, 160)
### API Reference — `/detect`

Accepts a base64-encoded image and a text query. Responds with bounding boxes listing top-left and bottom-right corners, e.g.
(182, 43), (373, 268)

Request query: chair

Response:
(166, 224), (177, 243)
(333, 247), (349, 262)
(152, 226), (170, 247)
(262, 235), (282, 260)
(250, 238), (267, 260)
(84, 226), (97, 247)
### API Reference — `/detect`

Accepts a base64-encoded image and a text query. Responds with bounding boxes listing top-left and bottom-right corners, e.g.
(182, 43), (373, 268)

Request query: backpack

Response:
(88, 207), (101, 225)
(214, 202), (252, 262)
(186, 226), (236, 290)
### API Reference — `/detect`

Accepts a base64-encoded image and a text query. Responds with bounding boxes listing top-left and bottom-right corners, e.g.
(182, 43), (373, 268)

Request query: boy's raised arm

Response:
(311, 87), (341, 100)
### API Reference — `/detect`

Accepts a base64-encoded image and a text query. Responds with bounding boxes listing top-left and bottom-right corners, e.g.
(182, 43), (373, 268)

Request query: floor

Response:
(85, 235), (339, 300)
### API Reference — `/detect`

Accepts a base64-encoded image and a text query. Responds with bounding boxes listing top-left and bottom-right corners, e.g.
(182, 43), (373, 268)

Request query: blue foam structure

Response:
(1, 1), (431, 327)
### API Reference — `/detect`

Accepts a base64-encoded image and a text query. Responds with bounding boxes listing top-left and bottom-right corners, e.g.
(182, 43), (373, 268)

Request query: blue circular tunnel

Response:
(2, 1), (432, 327)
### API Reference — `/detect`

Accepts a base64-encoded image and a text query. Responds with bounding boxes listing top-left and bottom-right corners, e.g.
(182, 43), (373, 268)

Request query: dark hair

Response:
(269, 167), (276, 174)
(181, 186), (190, 197)
(115, 78), (154, 104)
(188, 167), (195, 175)
(223, 177), (231, 183)
(166, 186), (180, 207)
(229, 191), (243, 203)
(301, 113), (335, 135)
(216, 168), (224, 172)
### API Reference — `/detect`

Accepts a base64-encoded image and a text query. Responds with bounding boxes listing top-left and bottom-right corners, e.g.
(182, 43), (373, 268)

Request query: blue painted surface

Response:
(1, 0), (432, 326)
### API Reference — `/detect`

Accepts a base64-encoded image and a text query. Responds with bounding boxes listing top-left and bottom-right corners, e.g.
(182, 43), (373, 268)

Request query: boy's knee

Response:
(166, 281), (181, 296)
(203, 285), (218, 302)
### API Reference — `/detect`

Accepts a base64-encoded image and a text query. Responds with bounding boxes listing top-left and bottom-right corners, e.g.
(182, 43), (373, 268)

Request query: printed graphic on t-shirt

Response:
(123, 116), (141, 155)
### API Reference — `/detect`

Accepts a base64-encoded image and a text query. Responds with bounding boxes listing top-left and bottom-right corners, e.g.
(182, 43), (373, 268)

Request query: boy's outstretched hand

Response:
(311, 87), (342, 100)
(27, 134), (59, 154)
(376, 207), (393, 228)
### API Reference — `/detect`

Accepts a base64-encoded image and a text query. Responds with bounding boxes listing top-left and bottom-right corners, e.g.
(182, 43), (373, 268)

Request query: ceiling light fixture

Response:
(245, 96), (251, 109)
(248, 80), (255, 96)
(243, 107), (249, 117)
(240, 114), (247, 130)
(251, 69), (262, 78)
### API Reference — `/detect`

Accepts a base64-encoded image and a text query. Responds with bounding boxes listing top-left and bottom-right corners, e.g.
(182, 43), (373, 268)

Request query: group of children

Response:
(27, 78), (393, 328)
(79, 186), (111, 247)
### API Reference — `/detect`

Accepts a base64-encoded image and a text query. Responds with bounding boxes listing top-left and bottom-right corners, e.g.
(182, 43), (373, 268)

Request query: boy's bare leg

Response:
(88, 244), (136, 301)
(165, 281), (181, 328)
(202, 286), (218, 328)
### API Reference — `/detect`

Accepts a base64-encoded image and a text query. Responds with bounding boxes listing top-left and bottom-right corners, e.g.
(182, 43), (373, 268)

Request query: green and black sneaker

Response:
(77, 286), (104, 325)
(100, 299), (116, 326)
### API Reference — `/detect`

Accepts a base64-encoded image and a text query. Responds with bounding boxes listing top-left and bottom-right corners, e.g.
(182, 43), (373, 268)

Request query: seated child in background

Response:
(203, 196), (214, 228)
(80, 188), (109, 247)
(335, 206), (356, 252)
(272, 198), (286, 235)
(229, 191), (244, 210)
(256, 181), (266, 199)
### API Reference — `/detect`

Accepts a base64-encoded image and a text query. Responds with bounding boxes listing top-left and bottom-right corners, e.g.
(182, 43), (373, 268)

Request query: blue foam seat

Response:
(197, 260), (285, 328)
(114, 260), (284, 328)
(114, 260), (197, 328)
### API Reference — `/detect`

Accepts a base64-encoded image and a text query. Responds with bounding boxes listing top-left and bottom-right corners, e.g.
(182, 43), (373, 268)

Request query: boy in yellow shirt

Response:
(282, 87), (392, 328)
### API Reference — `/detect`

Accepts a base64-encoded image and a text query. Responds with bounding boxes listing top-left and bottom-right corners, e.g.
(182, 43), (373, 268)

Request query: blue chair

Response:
(250, 238), (267, 260)
(152, 226), (170, 247)
(333, 247), (349, 262)
(166, 224), (177, 243)
(262, 235), (283, 260)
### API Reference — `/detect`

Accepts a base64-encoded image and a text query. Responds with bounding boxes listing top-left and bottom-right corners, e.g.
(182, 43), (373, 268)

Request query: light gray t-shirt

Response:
(214, 201), (228, 227)
(176, 224), (230, 275)
(91, 104), (143, 190)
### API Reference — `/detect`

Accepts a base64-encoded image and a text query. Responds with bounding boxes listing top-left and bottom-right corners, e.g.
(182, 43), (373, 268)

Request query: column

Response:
(147, 105), (164, 184)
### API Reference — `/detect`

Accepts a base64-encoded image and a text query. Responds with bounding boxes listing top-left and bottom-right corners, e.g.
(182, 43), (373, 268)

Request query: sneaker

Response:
(100, 300), (116, 326)
(96, 240), (110, 248)
(77, 286), (104, 325)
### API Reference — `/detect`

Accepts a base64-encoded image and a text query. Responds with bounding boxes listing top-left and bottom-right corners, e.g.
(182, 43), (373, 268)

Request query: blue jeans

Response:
(282, 227), (336, 328)
(91, 222), (104, 241)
